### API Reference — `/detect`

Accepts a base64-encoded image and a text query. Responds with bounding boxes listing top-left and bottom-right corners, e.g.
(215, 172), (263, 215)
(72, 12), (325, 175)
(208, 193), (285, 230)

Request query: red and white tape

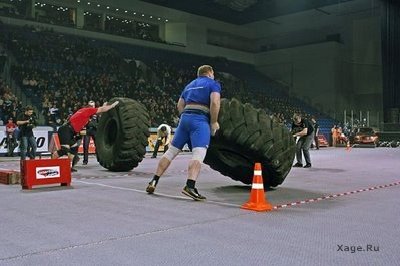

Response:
(273, 181), (400, 209)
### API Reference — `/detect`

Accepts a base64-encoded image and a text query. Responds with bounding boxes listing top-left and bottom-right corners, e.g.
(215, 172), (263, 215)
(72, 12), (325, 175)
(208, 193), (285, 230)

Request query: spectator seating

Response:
(0, 24), (335, 135)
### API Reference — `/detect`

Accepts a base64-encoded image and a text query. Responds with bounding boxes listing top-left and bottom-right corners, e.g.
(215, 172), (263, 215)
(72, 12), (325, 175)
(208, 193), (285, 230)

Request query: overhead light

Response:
(106, 6), (110, 9)
(141, 14), (145, 16)
(150, 16), (153, 18)
(116, 8), (119, 11)
(124, 10), (128, 13)
(97, 4), (100, 7)
(77, 0), (80, 2)
(165, 19), (168, 22)
(87, 2), (91, 5)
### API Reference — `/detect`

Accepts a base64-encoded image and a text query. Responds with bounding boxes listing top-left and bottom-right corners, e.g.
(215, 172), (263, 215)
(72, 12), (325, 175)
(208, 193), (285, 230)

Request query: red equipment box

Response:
(20, 159), (71, 190)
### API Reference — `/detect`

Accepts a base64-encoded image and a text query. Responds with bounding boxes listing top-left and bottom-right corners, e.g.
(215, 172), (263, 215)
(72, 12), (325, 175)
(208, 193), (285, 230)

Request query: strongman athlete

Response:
(52, 101), (119, 171)
(146, 65), (221, 200)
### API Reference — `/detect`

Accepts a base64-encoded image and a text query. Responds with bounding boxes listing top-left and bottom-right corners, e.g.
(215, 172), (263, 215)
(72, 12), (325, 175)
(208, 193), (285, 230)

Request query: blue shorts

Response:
(171, 113), (210, 149)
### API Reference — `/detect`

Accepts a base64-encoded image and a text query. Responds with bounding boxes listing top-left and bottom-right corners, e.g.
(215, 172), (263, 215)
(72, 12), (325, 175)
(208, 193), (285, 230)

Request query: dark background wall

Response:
(381, 0), (400, 124)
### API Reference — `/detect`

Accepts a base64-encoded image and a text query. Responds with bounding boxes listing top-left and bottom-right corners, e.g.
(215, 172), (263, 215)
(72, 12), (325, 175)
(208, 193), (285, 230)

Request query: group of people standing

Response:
(331, 125), (345, 147)
(4, 105), (38, 159)
(6, 101), (103, 173)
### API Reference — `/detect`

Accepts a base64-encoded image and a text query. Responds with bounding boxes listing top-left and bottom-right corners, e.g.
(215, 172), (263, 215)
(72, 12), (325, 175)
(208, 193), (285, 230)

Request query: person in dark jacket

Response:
(16, 106), (37, 160)
(291, 113), (314, 168)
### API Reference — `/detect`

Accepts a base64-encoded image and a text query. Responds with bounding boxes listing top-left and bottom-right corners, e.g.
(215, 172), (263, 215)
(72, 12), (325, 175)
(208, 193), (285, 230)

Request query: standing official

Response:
(292, 113), (314, 168)
(16, 106), (37, 160)
(311, 117), (319, 150)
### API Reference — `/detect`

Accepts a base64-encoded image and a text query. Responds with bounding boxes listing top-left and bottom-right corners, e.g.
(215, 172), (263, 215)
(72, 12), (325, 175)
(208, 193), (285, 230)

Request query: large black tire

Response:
(204, 98), (296, 187)
(96, 97), (150, 171)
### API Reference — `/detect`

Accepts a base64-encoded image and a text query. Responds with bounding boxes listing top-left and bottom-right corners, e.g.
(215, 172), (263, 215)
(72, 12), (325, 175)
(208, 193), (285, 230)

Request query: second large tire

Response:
(204, 98), (296, 187)
(96, 97), (150, 171)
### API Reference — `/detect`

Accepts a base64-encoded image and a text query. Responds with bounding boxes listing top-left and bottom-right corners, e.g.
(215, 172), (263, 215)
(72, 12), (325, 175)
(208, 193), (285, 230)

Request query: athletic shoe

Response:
(303, 164), (312, 168)
(146, 180), (157, 194)
(182, 186), (206, 201)
(82, 161), (88, 165)
(71, 168), (78, 172)
(292, 163), (303, 167)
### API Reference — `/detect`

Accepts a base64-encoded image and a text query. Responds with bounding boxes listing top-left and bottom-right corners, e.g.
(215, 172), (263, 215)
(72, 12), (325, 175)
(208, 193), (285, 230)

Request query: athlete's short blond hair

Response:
(197, 65), (213, 77)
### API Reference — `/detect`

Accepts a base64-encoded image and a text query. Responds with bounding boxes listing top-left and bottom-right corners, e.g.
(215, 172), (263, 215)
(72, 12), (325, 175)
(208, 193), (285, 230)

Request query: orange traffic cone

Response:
(241, 163), (273, 212)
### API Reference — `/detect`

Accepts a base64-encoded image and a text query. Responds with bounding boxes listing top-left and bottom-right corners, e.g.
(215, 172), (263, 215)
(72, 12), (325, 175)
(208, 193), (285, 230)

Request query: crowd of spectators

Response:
(220, 78), (313, 127)
(1, 25), (180, 127)
(0, 78), (22, 124)
(1, 25), (314, 130)
(0, 45), (6, 73)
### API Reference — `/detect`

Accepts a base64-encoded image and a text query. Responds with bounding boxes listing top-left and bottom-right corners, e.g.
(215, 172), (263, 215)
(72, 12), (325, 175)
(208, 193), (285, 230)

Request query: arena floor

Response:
(0, 147), (399, 266)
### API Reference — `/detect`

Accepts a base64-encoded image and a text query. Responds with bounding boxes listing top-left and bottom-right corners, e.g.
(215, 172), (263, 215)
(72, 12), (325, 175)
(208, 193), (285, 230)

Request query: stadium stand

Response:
(0, 23), (335, 139)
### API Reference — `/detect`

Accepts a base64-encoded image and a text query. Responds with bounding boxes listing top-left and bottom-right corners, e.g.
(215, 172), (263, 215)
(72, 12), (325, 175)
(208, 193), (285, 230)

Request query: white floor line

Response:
(75, 180), (241, 208)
